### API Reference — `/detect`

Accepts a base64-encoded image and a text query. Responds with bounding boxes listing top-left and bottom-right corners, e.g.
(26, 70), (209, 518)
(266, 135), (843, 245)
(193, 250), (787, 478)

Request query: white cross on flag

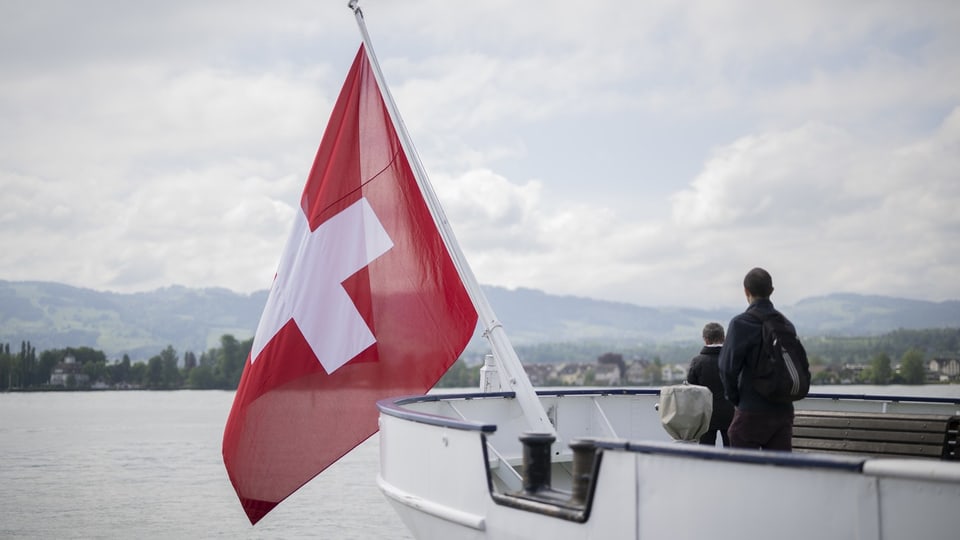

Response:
(222, 44), (478, 525)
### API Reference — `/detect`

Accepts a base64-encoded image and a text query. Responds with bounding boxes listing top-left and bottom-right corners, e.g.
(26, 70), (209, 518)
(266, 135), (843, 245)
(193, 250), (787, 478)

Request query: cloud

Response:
(0, 1), (958, 310)
(432, 105), (960, 309)
(664, 108), (960, 306)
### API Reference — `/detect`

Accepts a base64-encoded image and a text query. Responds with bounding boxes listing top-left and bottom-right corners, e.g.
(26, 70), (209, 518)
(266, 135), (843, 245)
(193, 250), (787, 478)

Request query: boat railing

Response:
(596, 438), (868, 471)
(801, 392), (960, 415)
(379, 389), (960, 449)
(377, 392), (504, 432)
(378, 388), (960, 527)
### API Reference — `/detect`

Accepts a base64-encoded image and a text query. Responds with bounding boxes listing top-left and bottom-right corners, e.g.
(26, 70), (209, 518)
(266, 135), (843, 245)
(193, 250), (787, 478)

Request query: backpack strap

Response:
(743, 305), (774, 370)
(744, 305), (766, 323)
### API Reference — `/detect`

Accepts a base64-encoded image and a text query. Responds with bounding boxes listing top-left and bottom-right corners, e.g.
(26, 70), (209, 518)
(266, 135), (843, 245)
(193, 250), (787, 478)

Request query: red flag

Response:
(222, 44), (478, 525)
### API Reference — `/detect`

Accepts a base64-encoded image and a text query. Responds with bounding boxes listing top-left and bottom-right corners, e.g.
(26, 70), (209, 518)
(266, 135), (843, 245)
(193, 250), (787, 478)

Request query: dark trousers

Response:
(698, 428), (730, 447)
(728, 408), (794, 451)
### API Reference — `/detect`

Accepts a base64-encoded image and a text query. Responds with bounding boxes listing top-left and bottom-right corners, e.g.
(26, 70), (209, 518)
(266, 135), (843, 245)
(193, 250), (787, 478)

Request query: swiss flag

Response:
(222, 44), (478, 525)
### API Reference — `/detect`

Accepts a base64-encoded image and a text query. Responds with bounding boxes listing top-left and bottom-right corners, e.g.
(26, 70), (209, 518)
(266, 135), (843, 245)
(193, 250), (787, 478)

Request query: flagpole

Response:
(348, 1), (555, 437)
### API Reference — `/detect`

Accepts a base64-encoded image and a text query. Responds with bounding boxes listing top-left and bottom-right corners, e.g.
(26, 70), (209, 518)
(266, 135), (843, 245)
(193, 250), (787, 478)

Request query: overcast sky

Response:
(2, 0), (958, 310)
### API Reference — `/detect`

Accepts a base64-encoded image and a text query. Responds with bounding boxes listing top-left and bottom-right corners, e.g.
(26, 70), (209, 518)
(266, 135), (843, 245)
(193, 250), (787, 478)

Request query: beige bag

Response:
(658, 384), (713, 442)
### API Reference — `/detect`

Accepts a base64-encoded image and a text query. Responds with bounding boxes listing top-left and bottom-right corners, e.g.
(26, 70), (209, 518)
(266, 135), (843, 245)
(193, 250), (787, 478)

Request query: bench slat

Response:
(792, 447), (935, 459)
(793, 437), (944, 458)
(793, 410), (959, 461)
(793, 426), (947, 444)
(795, 411), (955, 421)
(794, 416), (950, 433)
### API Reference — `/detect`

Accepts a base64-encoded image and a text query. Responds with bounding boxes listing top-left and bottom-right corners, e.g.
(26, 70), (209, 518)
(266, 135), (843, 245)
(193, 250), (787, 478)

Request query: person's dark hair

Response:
(702, 322), (724, 344)
(743, 267), (774, 298)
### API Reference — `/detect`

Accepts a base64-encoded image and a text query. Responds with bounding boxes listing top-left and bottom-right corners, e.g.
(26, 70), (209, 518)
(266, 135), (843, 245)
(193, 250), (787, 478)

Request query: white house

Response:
(49, 355), (90, 387)
(929, 357), (959, 380)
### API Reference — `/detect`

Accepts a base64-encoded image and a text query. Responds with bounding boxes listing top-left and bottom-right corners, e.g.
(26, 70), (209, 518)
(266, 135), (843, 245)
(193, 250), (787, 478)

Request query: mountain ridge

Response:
(1, 279), (958, 361)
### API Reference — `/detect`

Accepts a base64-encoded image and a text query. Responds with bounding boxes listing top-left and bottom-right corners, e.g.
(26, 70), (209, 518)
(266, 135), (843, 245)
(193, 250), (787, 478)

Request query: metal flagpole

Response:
(348, 0), (555, 436)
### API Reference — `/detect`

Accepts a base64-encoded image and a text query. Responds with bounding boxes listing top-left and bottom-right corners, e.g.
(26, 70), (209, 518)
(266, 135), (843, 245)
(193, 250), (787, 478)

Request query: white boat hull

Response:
(377, 389), (960, 539)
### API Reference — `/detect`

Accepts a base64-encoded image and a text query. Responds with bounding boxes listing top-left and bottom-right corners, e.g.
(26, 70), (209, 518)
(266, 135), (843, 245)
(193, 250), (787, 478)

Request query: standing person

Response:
(719, 267), (796, 451)
(686, 322), (734, 446)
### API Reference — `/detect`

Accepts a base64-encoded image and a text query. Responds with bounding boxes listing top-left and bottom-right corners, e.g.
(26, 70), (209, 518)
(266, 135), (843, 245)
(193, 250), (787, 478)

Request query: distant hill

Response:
(481, 287), (960, 342)
(0, 281), (267, 361)
(789, 293), (960, 336)
(1, 280), (958, 361)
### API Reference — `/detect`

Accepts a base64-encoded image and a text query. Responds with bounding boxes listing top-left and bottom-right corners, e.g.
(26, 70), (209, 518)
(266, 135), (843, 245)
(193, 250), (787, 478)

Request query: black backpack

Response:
(746, 307), (811, 403)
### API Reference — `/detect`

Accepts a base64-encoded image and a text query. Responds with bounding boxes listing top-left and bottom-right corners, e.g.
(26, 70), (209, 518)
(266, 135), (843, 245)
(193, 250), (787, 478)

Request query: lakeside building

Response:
(516, 356), (960, 387)
(929, 357), (960, 382)
(48, 355), (90, 388)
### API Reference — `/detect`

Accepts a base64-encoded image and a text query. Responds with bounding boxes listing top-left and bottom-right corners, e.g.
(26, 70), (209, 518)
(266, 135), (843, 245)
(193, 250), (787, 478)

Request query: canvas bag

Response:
(658, 383), (713, 442)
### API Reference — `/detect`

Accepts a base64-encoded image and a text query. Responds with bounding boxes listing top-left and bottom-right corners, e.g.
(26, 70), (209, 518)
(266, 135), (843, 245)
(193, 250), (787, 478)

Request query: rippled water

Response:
(0, 391), (412, 539)
(2, 385), (957, 539)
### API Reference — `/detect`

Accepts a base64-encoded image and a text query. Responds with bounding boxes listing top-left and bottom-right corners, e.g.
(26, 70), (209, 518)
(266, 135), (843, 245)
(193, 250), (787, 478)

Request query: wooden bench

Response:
(793, 410), (959, 460)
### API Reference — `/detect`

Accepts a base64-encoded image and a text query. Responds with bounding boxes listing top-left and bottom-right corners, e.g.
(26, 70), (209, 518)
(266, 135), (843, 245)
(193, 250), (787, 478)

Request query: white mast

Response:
(349, 1), (554, 436)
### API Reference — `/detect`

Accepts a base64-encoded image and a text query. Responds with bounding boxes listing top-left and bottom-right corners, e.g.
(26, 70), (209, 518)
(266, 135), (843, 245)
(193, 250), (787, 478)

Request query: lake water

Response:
(1, 385), (958, 539)
(0, 390), (412, 539)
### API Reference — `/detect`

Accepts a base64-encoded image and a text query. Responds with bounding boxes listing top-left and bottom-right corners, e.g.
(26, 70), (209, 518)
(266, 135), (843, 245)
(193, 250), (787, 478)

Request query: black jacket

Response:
(718, 298), (795, 413)
(687, 345), (735, 429)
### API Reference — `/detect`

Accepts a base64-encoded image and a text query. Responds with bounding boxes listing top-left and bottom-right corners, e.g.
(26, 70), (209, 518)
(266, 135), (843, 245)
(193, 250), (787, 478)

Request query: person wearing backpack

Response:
(719, 267), (809, 451)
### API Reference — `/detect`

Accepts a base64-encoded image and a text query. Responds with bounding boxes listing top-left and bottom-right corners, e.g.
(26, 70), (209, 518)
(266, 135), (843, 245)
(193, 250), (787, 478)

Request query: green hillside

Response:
(1, 280), (958, 362)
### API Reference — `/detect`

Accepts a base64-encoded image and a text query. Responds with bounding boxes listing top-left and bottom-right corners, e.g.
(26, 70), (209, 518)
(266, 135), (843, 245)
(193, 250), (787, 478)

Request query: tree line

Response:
(494, 328), (960, 369)
(0, 335), (251, 391)
(1, 327), (956, 391)
(810, 349), (928, 385)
